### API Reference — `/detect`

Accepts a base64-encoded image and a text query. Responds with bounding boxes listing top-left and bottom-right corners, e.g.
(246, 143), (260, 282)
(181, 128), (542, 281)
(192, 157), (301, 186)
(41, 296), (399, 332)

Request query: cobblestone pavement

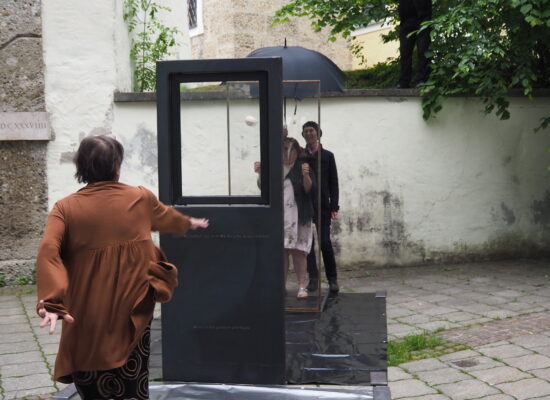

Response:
(0, 259), (549, 399)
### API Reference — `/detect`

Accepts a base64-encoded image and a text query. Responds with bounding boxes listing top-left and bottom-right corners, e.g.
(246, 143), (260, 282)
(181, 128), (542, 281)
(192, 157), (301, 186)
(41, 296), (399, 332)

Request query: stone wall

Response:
(105, 92), (550, 268)
(0, 0), (47, 285)
(190, 0), (353, 71)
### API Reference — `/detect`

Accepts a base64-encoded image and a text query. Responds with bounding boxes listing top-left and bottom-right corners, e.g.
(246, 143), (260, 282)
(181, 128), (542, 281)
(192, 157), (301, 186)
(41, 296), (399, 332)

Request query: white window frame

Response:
(352, 19), (392, 36)
(189, 0), (203, 37)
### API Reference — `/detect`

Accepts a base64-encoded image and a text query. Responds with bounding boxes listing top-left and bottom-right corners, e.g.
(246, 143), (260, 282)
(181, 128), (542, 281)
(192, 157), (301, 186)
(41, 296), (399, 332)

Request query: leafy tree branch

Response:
(123, 0), (181, 92)
(274, 0), (550, 131)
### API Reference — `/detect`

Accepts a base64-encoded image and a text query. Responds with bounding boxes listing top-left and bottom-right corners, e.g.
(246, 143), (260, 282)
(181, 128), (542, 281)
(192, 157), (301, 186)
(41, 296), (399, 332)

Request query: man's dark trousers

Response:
(398, 0), (432, 87)
(307, 217), (337, 283)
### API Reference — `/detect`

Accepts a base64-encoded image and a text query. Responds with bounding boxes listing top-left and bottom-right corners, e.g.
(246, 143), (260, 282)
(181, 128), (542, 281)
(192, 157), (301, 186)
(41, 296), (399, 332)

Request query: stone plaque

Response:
(0, 112), (51, 140)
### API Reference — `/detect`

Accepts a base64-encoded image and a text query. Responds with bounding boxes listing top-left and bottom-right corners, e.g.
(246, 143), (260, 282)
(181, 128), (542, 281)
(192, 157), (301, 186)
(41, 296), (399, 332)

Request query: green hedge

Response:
(344, 61), (400, 89)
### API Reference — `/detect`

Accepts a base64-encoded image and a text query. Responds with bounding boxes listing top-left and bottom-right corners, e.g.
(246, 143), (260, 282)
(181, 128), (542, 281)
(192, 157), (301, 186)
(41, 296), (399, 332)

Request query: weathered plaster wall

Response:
(0, 0), (47, 284)
(42, 0), (191, 206)
(190, 0), (353, 71)
(91, 95), (550, 268)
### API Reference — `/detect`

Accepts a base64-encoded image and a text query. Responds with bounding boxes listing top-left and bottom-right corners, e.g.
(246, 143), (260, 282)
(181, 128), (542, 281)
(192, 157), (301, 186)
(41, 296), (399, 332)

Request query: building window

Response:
(188, 0), (203, 36)
(188, 0), (197, 29)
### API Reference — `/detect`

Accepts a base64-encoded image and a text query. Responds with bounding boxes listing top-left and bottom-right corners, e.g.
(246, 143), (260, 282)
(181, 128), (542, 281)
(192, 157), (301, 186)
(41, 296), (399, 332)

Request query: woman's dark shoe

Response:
(329, 280), (340, 293)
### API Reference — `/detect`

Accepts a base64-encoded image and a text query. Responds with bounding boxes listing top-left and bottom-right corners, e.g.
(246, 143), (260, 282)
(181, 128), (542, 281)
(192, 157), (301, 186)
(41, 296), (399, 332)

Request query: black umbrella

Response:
(247, 44), (346, 100)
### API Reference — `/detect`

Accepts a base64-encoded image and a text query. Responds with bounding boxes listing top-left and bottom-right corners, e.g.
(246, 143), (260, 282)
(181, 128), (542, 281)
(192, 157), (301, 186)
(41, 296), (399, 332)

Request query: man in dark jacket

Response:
(301, 121), (340, 293)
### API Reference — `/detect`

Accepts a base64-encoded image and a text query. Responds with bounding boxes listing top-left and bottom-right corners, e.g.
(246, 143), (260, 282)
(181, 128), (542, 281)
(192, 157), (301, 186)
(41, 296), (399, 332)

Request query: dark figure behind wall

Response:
(397, 0), (432, 88)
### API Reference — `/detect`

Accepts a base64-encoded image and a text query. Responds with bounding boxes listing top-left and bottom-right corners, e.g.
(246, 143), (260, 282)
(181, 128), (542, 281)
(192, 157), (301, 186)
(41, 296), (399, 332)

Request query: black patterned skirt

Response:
(72, 324), (151, 400)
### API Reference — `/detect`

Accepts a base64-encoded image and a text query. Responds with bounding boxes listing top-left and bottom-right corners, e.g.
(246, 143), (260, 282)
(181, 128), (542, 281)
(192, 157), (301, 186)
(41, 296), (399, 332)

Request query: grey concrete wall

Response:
(0, 0), (47, 285)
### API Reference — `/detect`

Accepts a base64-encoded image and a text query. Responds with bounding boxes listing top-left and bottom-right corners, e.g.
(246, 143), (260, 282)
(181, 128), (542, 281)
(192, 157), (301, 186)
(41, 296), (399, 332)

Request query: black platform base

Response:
(53, 292), (390, 399)
(53, 382), (391, 400)
(286, 292), (388, 385)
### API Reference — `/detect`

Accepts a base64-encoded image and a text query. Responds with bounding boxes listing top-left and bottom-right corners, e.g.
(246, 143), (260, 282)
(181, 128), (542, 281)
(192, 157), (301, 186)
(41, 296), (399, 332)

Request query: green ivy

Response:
(123, 0), (181, 92)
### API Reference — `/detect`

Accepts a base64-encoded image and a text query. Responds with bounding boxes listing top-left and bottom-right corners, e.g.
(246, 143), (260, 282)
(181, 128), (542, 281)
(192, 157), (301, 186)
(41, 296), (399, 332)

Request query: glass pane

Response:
(226, 81), (261, 196)
(179, 81), (261, 198)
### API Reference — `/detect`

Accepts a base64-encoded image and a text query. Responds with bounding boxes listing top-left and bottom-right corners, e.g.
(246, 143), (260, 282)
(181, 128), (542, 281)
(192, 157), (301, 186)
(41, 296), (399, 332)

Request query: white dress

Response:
(283, 165), (313, 253)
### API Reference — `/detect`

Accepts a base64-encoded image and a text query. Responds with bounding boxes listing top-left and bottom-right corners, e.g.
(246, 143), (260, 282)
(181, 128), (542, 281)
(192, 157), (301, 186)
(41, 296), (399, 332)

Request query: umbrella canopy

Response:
(247, 45), (346, 99)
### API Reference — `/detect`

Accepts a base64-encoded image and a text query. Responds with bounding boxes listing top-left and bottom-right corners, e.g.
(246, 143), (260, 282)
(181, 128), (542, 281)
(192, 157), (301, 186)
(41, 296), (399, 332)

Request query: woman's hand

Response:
(189, 218), (209, 230)
(301, 163), (310, 176)
(38, 300), (74, 335)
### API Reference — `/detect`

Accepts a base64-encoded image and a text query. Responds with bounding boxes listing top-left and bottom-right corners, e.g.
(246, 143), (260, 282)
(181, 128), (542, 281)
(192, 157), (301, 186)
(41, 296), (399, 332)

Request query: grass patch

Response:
(387, 332), (469, 366)
(388, 333), (444, 366)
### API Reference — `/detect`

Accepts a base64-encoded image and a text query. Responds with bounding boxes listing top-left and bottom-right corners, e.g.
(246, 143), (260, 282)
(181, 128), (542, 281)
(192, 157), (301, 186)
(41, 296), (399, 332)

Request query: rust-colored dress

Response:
(36, 181), (190, 384)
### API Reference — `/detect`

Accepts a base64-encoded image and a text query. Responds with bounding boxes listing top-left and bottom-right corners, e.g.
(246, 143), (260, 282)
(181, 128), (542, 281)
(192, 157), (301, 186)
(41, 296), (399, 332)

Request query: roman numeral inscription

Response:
(0, 112), (51, 140)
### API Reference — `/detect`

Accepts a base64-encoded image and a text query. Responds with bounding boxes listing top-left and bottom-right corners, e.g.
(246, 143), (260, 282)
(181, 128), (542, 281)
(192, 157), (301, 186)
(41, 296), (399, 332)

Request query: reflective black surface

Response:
(286, 293), (387, 385)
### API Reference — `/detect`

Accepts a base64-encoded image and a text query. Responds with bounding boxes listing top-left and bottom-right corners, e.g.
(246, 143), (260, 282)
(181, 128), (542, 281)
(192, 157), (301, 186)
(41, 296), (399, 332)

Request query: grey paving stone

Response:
(468, 366), (532, 385)
(396, 314), (434, 324)
(0, 351), (42, 365)
(0, 314), (28, 324)
(415, 321), (459, 332)
(46, 354), (57, 368)
(477, 344), (533, 359)
(506, 302), (539, 312)
(400, 300), (429, 311)
(496, 378), (550, 400)
(477, 341), (510, 349)
(400, 358), (447, 373)
(388, 324), (423, 337)
(492, 290), (523, 298)
(531, 367), (550, 380)
(1, 323), (31, 333)
(389, 378), (437, 399)
(3, 373), (53, 392)
(415, 367), (469, 385)
(388, 366), (412, 381)
(442, 311), (480, 323)
(480, 296), (510, 306)
(37, 332), (62, 345)
(511, 334), (550, 349)
(0, 331), (35, 344)
(3, 386), (57, 400)
(448, 355), (505, 371)
(400, 396), (450, 400)
(504, 354), (550, 371)
(387, 307), (416, 318)
(0, 300), (21, 309)
(0, 341), (38, 354)
(463, 317), (493, 325)
(435, 379), (500, 400)
(41, 342), (60, 355)
(467, 304), (500, 314)
(522, 295), (550, 305)
(0, 307), (27, 316)
(421, 306), (457, 316)
(484, 310), (517, 319)
(0, 362), (50, 377)
(478, 395), (516, 400)
(422, 294), (455, 303)
(439, 349), (480, 362)
(533, 345), (550, 357)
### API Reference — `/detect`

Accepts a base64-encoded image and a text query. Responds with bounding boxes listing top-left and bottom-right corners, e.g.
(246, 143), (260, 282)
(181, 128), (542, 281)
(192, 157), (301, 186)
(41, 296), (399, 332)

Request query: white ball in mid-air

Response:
(245, 115), (258, 126)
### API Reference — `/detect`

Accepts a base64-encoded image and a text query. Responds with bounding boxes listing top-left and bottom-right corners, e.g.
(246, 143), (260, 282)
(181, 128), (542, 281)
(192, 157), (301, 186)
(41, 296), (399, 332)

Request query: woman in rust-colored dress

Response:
(36, 135), (208, 400)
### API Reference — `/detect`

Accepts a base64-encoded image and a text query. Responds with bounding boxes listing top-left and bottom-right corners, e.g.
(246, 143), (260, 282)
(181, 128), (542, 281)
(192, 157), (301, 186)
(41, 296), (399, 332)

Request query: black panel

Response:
(156, 58), (285, 384)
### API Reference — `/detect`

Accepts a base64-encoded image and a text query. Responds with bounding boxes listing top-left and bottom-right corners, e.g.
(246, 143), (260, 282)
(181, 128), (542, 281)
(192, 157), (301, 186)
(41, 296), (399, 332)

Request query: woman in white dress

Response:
(282, 137), (315, 298)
